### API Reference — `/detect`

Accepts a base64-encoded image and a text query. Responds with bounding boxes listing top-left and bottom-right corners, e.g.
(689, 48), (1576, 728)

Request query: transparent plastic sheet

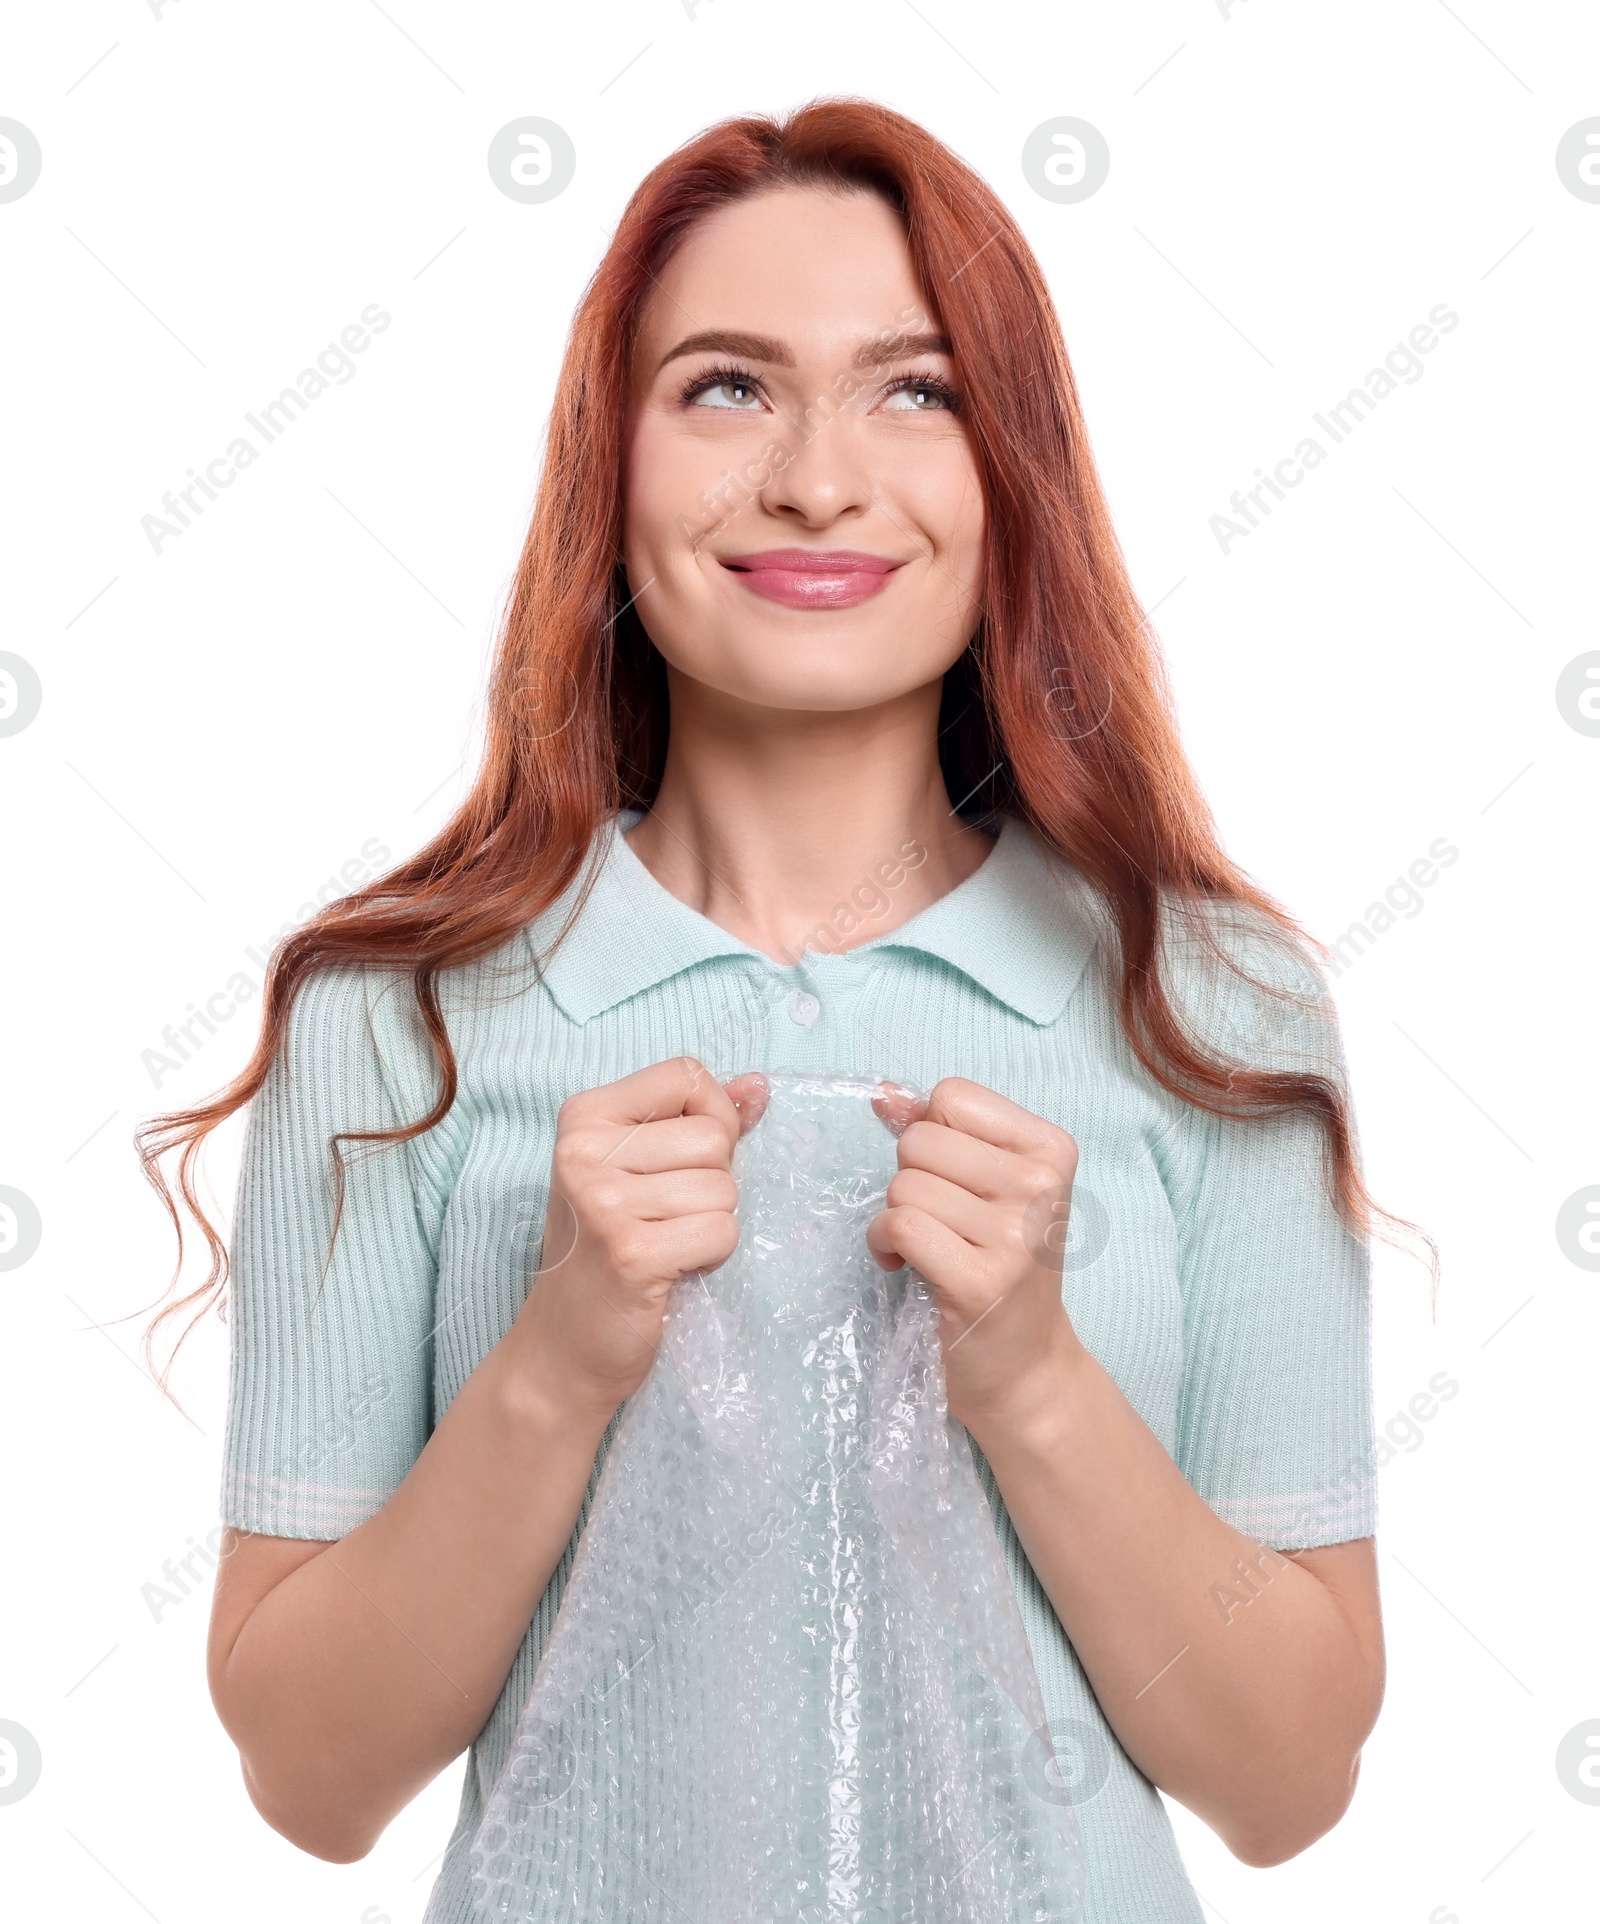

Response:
(469, 1070), (1087, 1923)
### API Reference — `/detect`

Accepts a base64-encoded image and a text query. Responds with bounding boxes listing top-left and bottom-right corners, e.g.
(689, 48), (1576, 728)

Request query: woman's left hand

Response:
(867, 1076), (1087, 1439)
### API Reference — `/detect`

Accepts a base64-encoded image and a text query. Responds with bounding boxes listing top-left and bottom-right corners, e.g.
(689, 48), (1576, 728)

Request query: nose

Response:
(757, 390), (875, 527)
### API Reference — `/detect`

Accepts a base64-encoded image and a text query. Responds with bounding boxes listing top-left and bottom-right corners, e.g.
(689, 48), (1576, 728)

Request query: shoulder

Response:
(1156, 889), (1346, 1083)
(1004, 819), (1340, 1078)
(246, 967), (423, 1156)
(274, 962), (385, 1074)
(274, 896), (580, 1090)
(268, 960), (446, 1130)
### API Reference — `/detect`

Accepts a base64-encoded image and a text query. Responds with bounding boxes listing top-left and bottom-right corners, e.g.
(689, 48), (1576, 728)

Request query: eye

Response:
(880, 373), (961, 414)
(680, 364), (766, 410)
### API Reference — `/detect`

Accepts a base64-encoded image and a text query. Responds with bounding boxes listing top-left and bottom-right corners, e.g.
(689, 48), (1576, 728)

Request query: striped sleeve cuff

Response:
(220, 1464), (400, 1541)
(1202, 1465), (1379, 1549)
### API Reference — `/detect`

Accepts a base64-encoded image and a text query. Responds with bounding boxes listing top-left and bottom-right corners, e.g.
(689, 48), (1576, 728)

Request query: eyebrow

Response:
(653, 328), (953, 376)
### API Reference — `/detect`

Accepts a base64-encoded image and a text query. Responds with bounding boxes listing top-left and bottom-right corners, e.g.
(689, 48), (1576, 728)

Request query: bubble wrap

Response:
(470, 1070), (1086, 1923)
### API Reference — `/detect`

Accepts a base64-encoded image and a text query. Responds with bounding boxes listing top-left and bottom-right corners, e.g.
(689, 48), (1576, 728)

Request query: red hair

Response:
(136, 97), (1433, 1384)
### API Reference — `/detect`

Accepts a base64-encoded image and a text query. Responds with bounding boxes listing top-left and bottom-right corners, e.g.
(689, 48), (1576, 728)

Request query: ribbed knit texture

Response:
(221, 809), (1377, 1924)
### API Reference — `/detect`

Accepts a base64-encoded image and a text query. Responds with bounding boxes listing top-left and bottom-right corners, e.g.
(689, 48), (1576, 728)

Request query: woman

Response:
(141, 99), (1406, 1922)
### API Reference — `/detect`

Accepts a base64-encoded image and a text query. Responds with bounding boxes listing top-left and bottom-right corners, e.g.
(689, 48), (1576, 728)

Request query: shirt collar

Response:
(524, 809), (1103, 1028)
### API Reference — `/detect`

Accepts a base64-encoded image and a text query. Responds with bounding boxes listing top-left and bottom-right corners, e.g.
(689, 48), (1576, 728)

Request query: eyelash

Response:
(676, 361), (962, 416)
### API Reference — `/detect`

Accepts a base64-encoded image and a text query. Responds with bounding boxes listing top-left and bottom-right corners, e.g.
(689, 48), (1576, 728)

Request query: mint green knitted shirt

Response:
(221, 807), (1377, 1923)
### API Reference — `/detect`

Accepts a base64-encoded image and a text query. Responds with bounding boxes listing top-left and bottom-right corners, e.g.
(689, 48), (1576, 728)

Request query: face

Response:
(622, 185), (986, 717)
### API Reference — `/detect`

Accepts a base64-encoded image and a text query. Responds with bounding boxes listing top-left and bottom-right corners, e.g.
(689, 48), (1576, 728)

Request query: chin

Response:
(719, 667), (914, 715)
(690, 637), (939, 714)
(676, 609), (958, 708)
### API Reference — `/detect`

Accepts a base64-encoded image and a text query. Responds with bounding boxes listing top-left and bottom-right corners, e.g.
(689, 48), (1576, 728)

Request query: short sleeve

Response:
(1153, 903), (1378, 1550)
(220, 966), (441, 1541)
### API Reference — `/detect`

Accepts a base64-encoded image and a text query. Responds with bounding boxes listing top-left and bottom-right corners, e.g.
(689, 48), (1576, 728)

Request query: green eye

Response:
(684, 369), (764, 409)
(708, 382), (757, 407)
(881, 374), (961, 414)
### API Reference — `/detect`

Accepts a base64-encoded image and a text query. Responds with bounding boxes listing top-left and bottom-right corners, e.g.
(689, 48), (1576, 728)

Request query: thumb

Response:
(871, 1078), (928, 1139)
(721, 1071), (770, 1137)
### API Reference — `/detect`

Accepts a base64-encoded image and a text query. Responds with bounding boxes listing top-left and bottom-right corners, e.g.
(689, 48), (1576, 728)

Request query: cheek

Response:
(623, 414), (773, 543)
(620, 417), (746, 678)
(621, 419), (698, 571)
(897, 443), (985, 572)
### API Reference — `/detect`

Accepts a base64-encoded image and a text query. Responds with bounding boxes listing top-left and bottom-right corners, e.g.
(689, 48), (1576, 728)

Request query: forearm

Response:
(213, 1060), (758, 1863)
(969, 1327), (1380, 1864)
(214, 1331), (610, 1859)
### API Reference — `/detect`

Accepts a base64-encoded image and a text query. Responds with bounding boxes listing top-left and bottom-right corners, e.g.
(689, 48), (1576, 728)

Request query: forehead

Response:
(633, 185), (930, 363)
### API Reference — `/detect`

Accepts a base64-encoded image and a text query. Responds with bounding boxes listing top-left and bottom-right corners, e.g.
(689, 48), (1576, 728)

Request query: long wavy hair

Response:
(135, 97), (1433, 1387)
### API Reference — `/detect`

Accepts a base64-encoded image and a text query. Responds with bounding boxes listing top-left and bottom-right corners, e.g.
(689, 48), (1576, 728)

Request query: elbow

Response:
(1221, 1754), (1362, 1869)
(238, 1754), (382, 1864)
(276, 1822), (378, 1867)
(1221, 1654), (1384, 1867)
(210, 1672), (385, 1864)
(1225, 1820), (1334, 1871)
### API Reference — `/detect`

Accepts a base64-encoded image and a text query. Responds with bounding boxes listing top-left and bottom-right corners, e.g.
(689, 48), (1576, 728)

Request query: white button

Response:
(789, 990), (820, 1027)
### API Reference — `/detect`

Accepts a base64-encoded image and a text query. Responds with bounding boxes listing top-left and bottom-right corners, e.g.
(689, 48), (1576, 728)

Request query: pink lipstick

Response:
(719, 548), (903, 610)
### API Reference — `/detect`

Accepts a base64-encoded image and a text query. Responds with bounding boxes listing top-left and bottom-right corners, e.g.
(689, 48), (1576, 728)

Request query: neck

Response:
(623, 669), (997, 964)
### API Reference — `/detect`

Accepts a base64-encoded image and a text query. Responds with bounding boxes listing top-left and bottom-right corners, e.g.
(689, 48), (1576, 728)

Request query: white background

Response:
(2, 2), (1597, 1921)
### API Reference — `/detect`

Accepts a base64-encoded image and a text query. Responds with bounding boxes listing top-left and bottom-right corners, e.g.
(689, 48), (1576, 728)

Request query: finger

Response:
(926, 1077), (1075, 1172)
(611, 1167), (740, 1222)
(886, 1165), (994, 1245)
(865, 1200), (978, 1280)
(677, 1058), (746, 1154)
(645, 1209), (742, 1280)
(871, 1079), (928, 1139)
(722, 1071), (770, 1137)
(605, 1209), (742, 1290)
(597, 1113), (744, 1175)
(896, 1118), (1018, 1201)
(576, 1057), (742, 1151)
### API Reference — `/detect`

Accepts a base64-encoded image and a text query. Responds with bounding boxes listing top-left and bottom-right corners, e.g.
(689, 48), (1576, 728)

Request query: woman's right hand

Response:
(504, 1056), (769, 1428)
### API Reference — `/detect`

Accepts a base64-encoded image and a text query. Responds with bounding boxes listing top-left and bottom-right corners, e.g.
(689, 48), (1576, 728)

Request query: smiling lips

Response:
(719, 548), (903, 610)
